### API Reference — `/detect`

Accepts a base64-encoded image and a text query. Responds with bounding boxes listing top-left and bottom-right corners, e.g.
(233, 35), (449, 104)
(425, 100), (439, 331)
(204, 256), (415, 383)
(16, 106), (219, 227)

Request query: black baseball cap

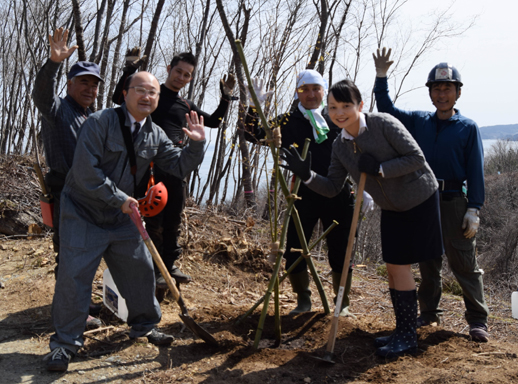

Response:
(67, 61), (104, 82)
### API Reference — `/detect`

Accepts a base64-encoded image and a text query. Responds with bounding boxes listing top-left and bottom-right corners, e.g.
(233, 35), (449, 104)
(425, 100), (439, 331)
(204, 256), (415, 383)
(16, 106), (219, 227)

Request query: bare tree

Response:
(215, 0), (256, 209)
(71, 0), (87, 61)
(140, 0), (166, 72)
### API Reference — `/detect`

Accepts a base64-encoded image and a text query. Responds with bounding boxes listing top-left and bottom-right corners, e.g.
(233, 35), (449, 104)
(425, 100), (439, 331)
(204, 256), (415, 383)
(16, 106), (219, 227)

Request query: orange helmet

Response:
(138, 181), (168, 217)
(137, 163), (168, 217)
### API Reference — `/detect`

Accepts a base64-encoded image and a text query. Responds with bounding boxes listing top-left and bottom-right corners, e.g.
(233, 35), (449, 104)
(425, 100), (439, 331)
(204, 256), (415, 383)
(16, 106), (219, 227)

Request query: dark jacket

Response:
(63, 104), (205, 228)
(308, 113), (438, 212)
(244, 107), (341, 177)
(112, 68), (230, 146)
(374, 76), (484, 209)
(33, 59), (92, 176)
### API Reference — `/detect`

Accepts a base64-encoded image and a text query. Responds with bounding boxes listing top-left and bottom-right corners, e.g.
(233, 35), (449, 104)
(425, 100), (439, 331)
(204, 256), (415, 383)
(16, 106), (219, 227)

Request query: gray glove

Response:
(372, 47), (394, 78)
(279, 146), (312, 182)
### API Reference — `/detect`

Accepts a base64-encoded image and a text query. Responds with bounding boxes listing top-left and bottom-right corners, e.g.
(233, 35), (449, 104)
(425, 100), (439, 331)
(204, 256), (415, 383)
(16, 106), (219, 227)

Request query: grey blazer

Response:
(308, 112), (438, 212)
(63, 104), (205, 227)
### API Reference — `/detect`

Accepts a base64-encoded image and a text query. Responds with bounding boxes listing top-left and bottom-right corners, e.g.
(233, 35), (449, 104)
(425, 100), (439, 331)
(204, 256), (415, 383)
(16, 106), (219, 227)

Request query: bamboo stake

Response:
(236, 220), (338, 325)
(252, 141), (309, 349)
(290, 207), (331, 314)
(235, 40), (332, 348)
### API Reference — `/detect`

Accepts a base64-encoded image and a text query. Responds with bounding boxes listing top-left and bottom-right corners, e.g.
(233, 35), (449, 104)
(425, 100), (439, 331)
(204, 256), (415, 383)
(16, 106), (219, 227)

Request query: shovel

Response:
(129, 204), (219, 347)
(314, 173), (367, 364)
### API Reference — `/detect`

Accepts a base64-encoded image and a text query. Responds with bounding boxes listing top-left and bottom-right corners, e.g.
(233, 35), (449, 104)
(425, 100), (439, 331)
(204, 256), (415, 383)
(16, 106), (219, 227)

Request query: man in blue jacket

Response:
(372, 48), (489, 342)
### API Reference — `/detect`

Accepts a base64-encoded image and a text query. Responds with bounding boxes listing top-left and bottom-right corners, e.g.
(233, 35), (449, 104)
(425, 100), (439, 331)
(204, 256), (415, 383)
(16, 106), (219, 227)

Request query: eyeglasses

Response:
(128, 86), (160, 98)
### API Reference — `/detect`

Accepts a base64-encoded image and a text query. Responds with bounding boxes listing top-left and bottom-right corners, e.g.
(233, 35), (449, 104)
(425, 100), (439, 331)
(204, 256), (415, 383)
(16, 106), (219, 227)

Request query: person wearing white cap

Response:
(244, 70), (373, 317)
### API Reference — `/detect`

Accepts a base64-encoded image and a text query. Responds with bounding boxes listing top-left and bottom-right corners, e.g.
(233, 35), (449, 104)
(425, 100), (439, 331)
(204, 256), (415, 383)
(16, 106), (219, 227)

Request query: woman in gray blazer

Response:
(281, 79), (443, 358)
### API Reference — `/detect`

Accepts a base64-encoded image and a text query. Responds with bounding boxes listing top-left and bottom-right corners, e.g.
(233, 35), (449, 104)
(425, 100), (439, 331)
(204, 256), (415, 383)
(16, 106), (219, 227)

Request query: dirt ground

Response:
(1, 209), (518, 384)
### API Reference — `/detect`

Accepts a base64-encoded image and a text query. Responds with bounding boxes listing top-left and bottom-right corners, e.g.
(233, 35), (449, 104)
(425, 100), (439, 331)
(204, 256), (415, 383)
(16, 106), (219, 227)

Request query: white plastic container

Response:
(103, 268), (128, 322)
(512, 291), (518, 320)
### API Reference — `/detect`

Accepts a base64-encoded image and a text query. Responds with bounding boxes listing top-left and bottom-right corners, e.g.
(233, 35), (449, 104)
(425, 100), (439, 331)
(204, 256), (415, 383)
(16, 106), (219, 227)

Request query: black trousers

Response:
(144, 169), (186, 272)
(284, 184), (354, 274)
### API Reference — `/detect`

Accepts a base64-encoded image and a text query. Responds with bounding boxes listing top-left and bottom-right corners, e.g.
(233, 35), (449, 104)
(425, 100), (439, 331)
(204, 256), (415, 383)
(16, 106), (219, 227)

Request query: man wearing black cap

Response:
(33, 27), (103, 329)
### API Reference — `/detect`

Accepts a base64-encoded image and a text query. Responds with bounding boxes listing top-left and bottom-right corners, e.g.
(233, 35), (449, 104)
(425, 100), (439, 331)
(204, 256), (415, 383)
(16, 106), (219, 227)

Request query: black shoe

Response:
(469, 323), (489, 342)
(156, 267), (192, 288)
(170, 267), (192, 284)
(89, 303), (102, 316)
(145, 329), (174, 346)
(416, 316), (440, 328)
(45, 347), (73, 372)
(86, 315), (102, 330)
(156, 274), (168, 289)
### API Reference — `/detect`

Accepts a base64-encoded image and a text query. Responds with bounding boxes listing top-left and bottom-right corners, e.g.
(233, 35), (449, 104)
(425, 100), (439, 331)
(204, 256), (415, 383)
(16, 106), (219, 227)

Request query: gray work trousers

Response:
(418, 194), (489, 325)
(49, 194), (161, 354)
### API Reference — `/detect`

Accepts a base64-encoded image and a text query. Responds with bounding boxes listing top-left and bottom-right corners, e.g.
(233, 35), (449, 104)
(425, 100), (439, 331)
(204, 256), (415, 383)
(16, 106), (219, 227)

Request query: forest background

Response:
(1, 0), (518, 297)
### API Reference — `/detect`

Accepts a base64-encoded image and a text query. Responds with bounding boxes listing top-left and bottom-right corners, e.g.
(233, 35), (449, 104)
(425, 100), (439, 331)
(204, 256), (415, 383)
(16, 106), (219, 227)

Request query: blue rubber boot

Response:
(376, 289), (418, 358)
(374, 288), (396, 347)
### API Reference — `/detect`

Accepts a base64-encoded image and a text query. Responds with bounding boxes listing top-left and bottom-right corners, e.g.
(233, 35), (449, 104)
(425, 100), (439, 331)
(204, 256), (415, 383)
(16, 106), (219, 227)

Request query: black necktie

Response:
(132, 122), (141, 142)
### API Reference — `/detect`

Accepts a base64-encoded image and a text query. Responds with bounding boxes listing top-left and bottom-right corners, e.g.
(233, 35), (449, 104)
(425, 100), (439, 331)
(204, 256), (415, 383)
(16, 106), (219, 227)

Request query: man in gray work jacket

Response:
(45, 71), (206, 372)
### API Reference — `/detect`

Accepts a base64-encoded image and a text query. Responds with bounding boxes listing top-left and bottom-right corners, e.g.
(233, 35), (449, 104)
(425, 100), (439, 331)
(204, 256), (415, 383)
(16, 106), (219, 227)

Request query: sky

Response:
(389, 0), (518, 128)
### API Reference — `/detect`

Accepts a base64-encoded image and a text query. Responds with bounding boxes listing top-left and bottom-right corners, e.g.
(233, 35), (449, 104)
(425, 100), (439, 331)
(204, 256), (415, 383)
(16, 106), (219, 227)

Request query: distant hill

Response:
(479, 124), (518, 140)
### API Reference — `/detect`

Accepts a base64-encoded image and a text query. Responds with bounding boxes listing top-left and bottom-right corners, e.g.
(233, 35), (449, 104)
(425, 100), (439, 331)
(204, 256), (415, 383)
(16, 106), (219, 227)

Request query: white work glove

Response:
(372, 47), (394, 78)
(361, 190), (375, 216)
(247, 77), (273, 107)
(462, 208), (480, 239)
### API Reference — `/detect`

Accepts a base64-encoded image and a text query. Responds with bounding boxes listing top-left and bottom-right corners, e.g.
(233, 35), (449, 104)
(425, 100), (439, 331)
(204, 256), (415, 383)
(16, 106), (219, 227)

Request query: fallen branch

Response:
(83, 325), (115, 335)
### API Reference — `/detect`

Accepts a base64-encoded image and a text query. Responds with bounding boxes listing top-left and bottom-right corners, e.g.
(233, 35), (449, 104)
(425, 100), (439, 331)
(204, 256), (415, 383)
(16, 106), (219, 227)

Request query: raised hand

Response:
(183, 111), (206, 142)
(372, 47), (394, 78)
(48, 28), (78, 63)
(220, 73), (236, 99)
(124, 47), (147, 71)
(247, 77), (274, 107)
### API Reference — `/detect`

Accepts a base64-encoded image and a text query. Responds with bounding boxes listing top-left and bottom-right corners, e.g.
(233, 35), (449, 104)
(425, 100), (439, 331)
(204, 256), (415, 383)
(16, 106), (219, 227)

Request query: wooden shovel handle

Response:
(129, 204), (181, 303)
(326, 172), (367, 354)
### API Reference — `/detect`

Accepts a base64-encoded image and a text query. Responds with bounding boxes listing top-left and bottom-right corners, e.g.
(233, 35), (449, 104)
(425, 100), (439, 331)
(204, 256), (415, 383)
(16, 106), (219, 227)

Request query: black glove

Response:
(124, 47), (147, 71)
(279, 146), (312, 181)
(220, 73), (238, 100)
(358, 153), (381, 175)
